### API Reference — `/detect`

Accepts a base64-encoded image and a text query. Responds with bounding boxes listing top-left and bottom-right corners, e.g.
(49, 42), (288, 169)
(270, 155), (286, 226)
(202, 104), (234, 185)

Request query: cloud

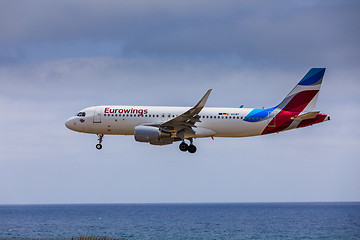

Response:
(1, 57), (359, 203)
(0, 0), (359, 68)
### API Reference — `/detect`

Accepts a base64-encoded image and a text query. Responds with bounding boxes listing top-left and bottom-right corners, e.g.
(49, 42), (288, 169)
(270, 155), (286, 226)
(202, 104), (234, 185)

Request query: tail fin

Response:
(277, 68), (325, 113)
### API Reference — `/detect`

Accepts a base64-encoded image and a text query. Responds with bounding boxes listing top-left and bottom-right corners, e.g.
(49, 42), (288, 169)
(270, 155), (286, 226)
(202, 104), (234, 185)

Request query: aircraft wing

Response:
(160, 89), (212, 139)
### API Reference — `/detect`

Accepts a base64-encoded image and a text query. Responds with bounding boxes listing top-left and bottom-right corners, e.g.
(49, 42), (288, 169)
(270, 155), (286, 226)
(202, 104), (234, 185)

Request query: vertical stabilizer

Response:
(277, 68), (325, 113)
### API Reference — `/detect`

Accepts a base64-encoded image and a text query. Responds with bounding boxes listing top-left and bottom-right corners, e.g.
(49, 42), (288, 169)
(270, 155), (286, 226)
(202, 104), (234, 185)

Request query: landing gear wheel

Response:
(188, 144), (197, 153)
(179, 142), (189, 152)
(96, 134), (104, 150)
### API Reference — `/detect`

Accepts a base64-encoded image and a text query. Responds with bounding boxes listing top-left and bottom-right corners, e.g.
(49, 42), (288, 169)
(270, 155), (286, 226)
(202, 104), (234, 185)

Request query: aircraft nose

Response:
(65, 117), (76, 130)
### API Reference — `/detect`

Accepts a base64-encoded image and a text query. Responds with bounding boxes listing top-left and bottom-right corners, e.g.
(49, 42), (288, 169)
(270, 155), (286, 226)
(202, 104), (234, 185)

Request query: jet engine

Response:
(134, 126), (173, 145)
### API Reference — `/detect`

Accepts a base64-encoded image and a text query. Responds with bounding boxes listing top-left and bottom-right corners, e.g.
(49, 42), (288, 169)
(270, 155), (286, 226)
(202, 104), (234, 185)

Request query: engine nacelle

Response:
(134, 126), (172, 145)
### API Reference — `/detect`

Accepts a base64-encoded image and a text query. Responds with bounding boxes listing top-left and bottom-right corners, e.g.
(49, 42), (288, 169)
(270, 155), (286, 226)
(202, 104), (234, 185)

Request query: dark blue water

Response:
(0, 203), (359, 239)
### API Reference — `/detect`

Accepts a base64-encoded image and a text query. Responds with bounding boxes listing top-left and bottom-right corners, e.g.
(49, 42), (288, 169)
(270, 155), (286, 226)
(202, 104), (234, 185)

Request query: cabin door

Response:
(93, 107), (102, 123)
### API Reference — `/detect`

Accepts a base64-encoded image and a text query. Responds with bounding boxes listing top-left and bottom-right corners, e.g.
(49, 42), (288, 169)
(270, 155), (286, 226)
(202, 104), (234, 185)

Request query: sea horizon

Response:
(1, 201), (359, 206)
(1, 202), (359, 239)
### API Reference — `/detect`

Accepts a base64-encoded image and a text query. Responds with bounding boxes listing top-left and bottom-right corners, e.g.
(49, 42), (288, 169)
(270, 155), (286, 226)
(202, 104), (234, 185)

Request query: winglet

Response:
(195, 89), (212, 109)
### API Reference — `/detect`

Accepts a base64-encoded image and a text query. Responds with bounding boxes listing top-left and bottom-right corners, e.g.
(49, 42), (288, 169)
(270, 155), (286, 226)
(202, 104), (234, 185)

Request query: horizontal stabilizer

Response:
(294, 111), (320, 121)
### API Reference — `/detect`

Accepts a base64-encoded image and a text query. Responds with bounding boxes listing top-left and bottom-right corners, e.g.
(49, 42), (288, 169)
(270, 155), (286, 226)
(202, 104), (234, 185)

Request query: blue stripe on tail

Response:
(298, 68), (325, 86)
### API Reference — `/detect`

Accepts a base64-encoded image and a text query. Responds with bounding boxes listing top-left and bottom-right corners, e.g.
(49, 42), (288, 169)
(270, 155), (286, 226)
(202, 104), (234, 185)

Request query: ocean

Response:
(0, 202), (359, 239)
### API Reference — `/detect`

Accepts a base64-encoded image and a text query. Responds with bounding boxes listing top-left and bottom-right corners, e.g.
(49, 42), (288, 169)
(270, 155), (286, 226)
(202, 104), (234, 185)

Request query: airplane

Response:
(65, 68), (330, 153)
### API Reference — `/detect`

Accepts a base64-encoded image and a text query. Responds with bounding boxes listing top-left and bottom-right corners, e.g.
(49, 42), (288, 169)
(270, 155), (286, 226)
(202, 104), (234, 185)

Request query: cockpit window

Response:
(77, 112), (86, 117)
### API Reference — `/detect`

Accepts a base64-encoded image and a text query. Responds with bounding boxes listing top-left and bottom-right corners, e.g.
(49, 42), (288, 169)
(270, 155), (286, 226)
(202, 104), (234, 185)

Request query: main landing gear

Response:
(96, 134), (103, 150)
(179, 138), (197, 153)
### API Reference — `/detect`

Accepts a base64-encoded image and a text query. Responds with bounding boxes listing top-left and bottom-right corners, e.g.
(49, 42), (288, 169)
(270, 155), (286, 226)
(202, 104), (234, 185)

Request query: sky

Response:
(0, 0), (359, 204)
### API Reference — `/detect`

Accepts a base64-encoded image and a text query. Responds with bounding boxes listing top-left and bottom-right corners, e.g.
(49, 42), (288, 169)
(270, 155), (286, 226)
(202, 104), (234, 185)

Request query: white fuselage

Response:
(65, 105), (276, 138)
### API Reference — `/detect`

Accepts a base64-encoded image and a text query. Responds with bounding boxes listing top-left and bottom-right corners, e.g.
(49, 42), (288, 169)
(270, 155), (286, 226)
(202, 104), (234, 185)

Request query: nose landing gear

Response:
(96, 134), (103, 150)
(179, 138), (197, 153)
